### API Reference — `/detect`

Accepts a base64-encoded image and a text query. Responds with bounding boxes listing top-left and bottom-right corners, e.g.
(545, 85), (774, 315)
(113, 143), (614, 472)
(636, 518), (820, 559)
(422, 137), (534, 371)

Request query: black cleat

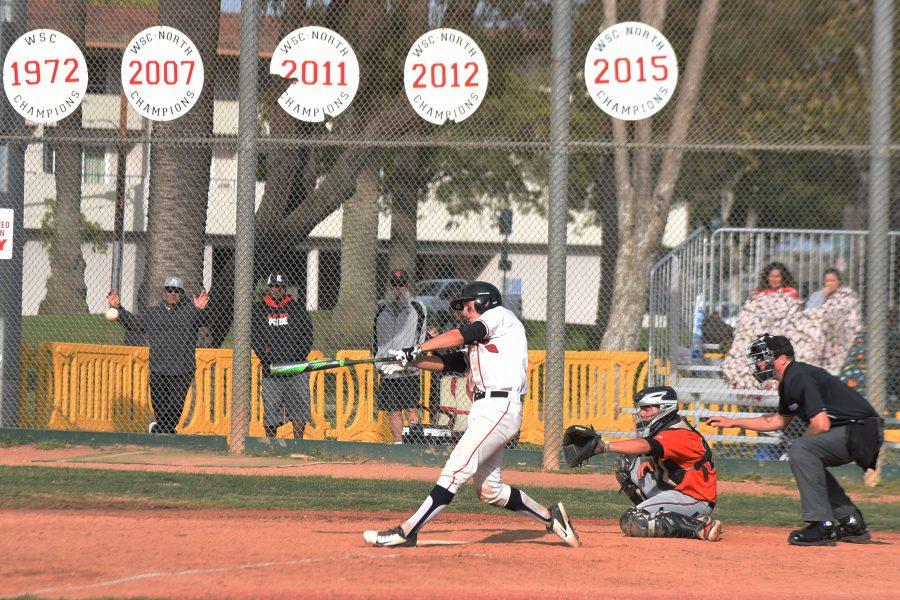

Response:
(838, 511), (871, 543)
(788, 521), (838, 546)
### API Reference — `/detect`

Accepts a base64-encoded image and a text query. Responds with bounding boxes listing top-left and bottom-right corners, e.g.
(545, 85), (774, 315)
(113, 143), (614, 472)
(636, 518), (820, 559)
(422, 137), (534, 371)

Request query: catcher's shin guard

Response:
(620, 507), (716, 540)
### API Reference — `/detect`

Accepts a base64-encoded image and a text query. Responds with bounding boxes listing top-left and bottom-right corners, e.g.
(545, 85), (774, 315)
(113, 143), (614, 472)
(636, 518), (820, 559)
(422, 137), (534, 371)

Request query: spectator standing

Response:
(252, 273), (314, 438)
(107, 276), (208, 434)
(373, 269), (427, 443)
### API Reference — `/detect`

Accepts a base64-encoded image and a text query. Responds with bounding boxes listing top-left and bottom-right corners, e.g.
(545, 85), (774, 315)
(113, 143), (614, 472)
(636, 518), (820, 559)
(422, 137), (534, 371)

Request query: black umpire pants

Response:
(149, 372), (194, 434)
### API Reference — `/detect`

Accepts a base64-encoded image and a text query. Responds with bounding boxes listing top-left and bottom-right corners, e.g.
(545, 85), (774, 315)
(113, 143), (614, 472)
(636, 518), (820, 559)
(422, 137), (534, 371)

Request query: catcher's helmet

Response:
(747, 333), (794, 382)
(634, 386), (679, 438)
(449, 281), (502, 313)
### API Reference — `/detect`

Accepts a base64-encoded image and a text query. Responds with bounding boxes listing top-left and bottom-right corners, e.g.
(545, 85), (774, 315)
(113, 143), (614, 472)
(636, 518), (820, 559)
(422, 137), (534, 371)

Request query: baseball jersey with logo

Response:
(468, 306), (528, 397)
(644, 419), (717, 504)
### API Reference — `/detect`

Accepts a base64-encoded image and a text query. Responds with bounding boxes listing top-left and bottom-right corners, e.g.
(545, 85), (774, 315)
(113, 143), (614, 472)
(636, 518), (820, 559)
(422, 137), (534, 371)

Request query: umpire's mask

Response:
(747, 333), (794, 383)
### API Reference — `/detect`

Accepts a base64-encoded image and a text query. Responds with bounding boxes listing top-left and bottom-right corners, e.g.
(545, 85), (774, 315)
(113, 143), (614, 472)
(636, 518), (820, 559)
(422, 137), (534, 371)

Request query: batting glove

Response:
(389, 345), (421, 367)
(380, 362), (405, 376)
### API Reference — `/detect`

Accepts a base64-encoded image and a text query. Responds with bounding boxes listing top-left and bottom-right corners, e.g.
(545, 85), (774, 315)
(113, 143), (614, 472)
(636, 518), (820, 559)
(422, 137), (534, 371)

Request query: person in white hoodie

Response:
(372, 269), (427, 442)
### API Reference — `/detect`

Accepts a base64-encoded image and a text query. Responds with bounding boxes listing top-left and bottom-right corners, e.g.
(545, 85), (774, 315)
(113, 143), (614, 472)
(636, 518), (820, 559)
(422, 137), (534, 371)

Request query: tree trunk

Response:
(843, 155), (868, 229)
(39, 1), (88, 315)
(137, 0), (220, 316)
(601, 0), (720, 350)
(587, 160), (618, 347)
(387, 147), (428, 276)
(326, 165), (381, 353)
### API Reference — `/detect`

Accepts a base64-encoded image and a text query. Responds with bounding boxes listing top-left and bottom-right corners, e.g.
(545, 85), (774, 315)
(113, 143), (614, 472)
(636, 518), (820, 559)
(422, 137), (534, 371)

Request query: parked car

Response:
(414, 278), (523, 321)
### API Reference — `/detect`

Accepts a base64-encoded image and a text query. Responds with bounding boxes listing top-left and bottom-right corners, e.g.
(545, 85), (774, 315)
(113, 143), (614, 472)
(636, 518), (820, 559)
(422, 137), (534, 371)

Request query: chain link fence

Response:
(0, 0), (897, 463)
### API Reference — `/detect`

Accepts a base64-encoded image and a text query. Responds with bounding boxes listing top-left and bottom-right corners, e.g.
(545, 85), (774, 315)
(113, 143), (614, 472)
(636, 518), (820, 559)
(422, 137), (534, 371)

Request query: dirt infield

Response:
(2, 445), (899, 598)
(2, 507), (899, 599)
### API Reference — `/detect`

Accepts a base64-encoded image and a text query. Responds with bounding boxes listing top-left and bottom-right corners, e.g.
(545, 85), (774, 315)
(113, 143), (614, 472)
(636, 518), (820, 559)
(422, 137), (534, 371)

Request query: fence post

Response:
(865, 0), (893, 483)
(230, 0), (260, 453)
(0, 0), (26, 428)
(543, 0), (572, 471)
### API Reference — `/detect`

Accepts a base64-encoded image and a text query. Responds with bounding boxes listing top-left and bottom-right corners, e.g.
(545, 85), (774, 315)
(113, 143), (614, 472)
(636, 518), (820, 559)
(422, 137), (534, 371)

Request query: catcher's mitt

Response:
(562, 424), (602, 468)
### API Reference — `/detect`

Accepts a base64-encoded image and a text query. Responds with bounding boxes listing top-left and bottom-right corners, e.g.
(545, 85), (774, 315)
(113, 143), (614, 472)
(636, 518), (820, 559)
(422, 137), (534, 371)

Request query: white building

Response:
(19, 1), (690, 324)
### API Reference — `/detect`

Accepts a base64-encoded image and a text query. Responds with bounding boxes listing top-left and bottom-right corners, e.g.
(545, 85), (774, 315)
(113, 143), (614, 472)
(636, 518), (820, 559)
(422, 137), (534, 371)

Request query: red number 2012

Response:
(593, 56), (668, 84)
(411, 62), (479, 88)
(9, 58), (80, 85)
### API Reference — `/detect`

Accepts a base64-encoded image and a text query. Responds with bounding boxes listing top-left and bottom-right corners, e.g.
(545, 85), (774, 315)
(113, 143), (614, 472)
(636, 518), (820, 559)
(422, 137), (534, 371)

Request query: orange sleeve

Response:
(653, 430), (706, 464)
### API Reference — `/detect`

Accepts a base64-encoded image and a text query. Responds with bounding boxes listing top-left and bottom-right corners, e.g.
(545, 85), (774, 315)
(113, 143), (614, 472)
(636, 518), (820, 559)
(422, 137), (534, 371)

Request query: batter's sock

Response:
(401, 484), (456, 537)
(503, 487), (551, 526)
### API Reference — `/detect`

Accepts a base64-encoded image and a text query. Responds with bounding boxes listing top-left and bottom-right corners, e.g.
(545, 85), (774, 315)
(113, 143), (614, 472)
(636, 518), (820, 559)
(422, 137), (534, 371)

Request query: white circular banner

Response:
(270, 26), (359, 122)
(121, 26), (205, 122)
(404, 28), (488, 125)
(584, 21), (678, 121)
(2, 29), (88, 124)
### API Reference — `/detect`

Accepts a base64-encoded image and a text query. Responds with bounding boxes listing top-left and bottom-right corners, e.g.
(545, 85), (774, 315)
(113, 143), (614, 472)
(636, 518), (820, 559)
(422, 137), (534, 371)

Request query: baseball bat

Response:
(269, 356), (402, 375)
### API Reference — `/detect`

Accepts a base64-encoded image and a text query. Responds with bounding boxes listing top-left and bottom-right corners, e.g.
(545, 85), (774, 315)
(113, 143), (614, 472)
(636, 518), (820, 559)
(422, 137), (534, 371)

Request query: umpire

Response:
(709, 334), (883, 546)
(251, 273), (314, 438)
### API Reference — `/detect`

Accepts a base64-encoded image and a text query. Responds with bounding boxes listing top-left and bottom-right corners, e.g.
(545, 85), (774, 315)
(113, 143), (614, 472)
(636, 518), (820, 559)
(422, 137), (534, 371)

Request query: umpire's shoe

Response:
(548, 503), (581, 547)
(838, 511), (871, 543)
(363, 526), (417, 547)
(788, 521), (839, 546)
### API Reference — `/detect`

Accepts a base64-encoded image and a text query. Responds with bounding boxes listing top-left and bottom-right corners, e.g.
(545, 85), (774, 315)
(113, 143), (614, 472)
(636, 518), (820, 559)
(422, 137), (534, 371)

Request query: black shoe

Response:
(788, 522), (838, 546)
(838, 511), (871, 543)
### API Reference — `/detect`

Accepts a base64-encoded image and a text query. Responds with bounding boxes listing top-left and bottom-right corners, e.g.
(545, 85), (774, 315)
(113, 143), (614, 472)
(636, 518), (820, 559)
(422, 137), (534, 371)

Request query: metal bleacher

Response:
(647, 227), (900, 453)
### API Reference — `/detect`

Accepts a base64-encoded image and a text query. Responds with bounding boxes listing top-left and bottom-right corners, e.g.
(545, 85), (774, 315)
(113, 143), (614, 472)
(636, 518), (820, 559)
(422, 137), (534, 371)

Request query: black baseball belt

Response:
(473, 390), (519, 401)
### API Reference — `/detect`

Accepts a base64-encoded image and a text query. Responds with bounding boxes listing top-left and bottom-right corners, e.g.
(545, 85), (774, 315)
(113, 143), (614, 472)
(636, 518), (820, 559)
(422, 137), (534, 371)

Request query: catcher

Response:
(563, 385), (723, 542)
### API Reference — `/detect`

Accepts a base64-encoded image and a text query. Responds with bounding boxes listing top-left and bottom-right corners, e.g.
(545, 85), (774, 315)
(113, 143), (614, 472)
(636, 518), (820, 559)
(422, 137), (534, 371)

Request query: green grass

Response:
(21, 313), (651, 352)
(22, 315), (124, 348)
(1, 465), (897, 530)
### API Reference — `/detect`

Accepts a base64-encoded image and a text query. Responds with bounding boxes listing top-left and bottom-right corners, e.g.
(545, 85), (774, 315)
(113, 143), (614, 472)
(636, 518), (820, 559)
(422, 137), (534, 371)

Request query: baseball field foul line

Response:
(8, 552), (401, 598)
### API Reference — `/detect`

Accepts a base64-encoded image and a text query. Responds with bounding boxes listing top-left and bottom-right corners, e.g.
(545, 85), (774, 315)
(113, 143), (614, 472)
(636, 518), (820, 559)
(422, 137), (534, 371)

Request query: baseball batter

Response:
(363, 281), (580, 548)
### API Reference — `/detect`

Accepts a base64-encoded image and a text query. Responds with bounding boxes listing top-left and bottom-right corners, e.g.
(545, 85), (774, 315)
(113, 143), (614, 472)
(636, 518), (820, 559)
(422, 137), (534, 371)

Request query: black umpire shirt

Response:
(777, 360), (878, 426)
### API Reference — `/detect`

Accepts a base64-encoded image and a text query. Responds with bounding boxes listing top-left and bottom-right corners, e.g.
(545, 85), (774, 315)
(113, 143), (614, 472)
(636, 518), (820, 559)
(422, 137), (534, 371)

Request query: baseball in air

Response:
(105, 307), (120, 321)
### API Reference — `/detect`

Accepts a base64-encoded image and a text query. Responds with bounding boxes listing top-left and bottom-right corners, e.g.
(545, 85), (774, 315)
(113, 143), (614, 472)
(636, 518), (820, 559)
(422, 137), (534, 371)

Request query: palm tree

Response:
(137, 0), (221, 317)
(39, 0), (88, 315)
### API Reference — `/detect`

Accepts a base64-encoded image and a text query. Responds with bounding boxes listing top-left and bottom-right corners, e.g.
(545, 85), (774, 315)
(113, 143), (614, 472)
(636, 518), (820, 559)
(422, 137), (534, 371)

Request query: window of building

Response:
(82, 147), (107, 184)
(42, 143), (55, 174)
(256, 153), (267, 182)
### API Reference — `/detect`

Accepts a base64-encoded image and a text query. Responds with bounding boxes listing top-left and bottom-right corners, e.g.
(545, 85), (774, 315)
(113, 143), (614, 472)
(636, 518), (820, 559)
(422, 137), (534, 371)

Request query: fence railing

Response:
(648, 227), (900, 385)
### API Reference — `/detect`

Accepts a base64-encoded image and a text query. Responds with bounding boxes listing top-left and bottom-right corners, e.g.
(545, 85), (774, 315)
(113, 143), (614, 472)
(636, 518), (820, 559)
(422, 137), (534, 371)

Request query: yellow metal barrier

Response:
(20, 344), (660, 444)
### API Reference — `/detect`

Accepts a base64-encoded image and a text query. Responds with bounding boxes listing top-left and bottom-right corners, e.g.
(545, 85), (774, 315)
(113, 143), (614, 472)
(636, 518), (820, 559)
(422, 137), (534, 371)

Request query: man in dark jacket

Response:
(107, 276), (209, 434)
(251, 273), (314, 438)
(709, 334), (883, 546)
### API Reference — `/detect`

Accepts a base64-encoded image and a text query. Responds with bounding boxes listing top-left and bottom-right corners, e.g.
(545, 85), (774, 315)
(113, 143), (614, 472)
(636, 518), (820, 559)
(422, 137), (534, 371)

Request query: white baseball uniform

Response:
(436, 306), (528, 500)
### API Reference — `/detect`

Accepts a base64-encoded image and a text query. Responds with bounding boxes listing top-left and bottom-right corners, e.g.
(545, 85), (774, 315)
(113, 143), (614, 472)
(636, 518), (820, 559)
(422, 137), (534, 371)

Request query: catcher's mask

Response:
(634, 386), (679, 438)
(747, 333), (794, 383)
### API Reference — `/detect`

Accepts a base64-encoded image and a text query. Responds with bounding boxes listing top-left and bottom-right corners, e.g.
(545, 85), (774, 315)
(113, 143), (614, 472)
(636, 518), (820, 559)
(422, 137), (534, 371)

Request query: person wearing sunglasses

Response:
(107, 275), (209, 434)
(372, 269), (427, 443)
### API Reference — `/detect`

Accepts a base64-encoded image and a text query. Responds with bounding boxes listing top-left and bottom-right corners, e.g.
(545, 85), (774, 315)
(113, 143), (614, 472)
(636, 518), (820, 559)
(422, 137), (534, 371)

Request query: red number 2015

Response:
(593, 56), (668, 84)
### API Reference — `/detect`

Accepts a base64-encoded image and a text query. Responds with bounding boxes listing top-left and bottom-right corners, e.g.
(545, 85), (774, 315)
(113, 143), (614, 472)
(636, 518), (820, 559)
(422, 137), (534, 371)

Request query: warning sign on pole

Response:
(0, 209), (14, 260)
